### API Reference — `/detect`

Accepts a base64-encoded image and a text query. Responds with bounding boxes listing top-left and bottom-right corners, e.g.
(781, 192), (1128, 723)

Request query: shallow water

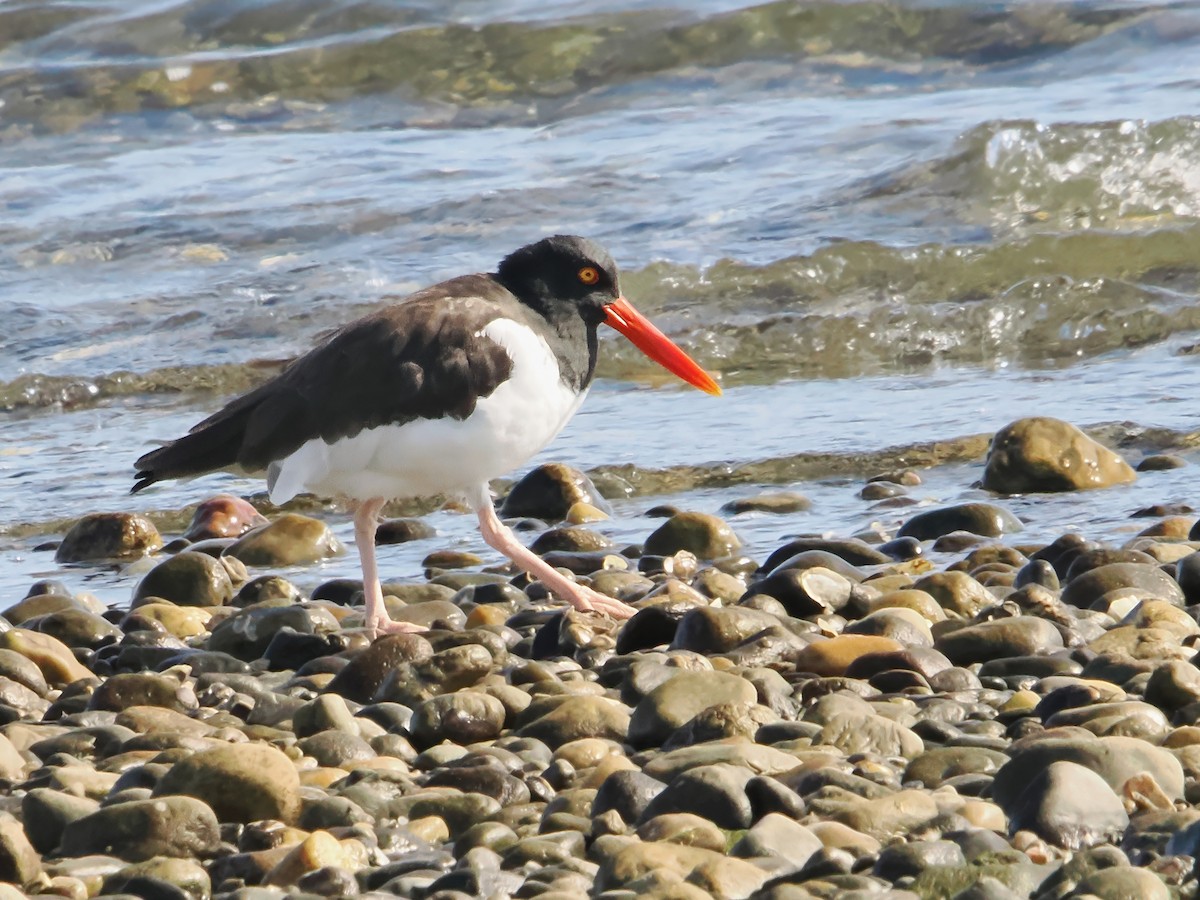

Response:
(2, 0), (1200, 604)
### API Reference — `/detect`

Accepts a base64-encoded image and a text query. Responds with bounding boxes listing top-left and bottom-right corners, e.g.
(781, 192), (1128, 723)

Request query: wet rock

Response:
(721, 492), (811, 515)
(133, 551), (234, 607)
(207, 605), (325, 661)
(904, 746), (1010, 788)
(742, 566), (853, 618)
(670, 606), (784, 654)
(411, 691), (506, 748)
(628, 671), (757, 748)
(643, 512), (740, 559)
(373, 517), (436, 544)
(22, 788), (99, 854)
(640, 763), (755, 829)
(517, 695), (631, 747)
(593, 770), (667, 824)
(898, 502), (1023, 540)
(60, 796), (220, 862)
(1060, 561), (1185, 609)
(89, 672), (194, 713)
(0, 628), (93, 686)
(935, 617), (1064, 665)
(1146, 659), (1200, 712)
(1006, 760), (1128, 848)
(31, 608), (121, 650)
(184, 494), (268, 541)
(982, 416), (1136, 493)
(529, 526), (614, 553)
(874, 839), (965, 881)
(1137, 454), (1186, 472)
(324, 633), (434, 702)
(264, 829), (369, 887)
(154, 741), (301, 824)
(762, 537), (889, 569)
(2, 591), (90, 627)
(103, 857), (211, 900)
(225, 513), (344, 566)
(55, 512), (163, 563)
(793, 635), (904, 677)
(844, 608), (934, 647)
(913, 570), (996, 617)
(500, 463), (612, 521)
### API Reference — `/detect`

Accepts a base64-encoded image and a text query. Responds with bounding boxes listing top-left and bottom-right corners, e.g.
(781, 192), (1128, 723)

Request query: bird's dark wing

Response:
(133, 275), (516, 491)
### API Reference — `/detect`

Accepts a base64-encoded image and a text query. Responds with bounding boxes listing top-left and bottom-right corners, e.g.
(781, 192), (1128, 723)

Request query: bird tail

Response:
(131, 404), (256, 494)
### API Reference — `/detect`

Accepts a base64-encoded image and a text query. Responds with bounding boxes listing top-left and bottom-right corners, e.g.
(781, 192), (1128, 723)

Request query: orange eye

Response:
(578, 266), (600, 285)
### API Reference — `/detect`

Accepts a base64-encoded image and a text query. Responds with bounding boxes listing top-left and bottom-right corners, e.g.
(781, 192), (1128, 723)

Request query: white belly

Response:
(267, 318), (585, 504)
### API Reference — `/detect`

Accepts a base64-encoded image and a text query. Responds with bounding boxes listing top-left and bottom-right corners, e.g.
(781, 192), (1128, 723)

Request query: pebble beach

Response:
(0, 415), (1199, 899)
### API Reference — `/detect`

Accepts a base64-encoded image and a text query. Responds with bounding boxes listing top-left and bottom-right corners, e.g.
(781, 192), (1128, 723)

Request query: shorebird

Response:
(133, 236), (720, 633)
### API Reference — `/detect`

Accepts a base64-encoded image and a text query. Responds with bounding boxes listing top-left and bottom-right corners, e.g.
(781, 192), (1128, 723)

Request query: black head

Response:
(495, 235), (621, 324)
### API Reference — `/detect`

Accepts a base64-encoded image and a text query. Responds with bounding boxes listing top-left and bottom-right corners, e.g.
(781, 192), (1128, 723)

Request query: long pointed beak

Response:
(603, 296), (721, 395)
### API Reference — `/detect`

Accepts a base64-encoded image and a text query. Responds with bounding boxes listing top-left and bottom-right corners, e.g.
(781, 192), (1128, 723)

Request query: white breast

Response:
(267, 317), (586, 504)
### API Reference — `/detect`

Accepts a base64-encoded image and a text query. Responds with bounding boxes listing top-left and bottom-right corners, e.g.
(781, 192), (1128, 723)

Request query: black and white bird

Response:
(132, 236), (720, 634)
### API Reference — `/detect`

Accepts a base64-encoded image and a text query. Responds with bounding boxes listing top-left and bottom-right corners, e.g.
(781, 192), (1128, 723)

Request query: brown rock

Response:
(982, 417), (1136, 493)
(55, 512), (162, 563)
(184, 494), (268, 541)
(793, 635), (904, 676)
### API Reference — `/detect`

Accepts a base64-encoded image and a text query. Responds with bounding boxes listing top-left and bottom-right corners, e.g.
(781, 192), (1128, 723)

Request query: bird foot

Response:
(559, 585), (638, 620)
(363, 615), (428, 637)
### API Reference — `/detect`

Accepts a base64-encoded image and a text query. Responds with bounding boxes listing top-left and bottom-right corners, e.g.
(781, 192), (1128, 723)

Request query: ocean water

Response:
(3, 0), (1200, 602)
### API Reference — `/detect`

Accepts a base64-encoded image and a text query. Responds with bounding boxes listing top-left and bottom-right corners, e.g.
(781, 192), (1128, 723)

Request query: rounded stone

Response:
(154, 741), (302, 824)
(935, 617), (1064, 665)
(643, 512), (740, 560)
(88, 672), (193, 713)
(0, 628), (93, 687)
(411, 691), (507, 748)
(981, 417), (1136, 493)
(324, 633), (434, 703)
(55, 512), (163, 563)
(376, 518), (437, 544)
(898, 503), (1023, 540)
(720, 492), (811, 515)
(628, 671), (757, 748)
(517, 695), (631, 747)
(793, 635), (905, 677)
(133, 552), (234, 607)
(1006, 760), (1128, 848)
(60, 796), (220, 862)
(501, 463), (612, 521)
(1061, 562), (1185, 609)
(184, 494), (268, 541)
(224, 513), (344, 566)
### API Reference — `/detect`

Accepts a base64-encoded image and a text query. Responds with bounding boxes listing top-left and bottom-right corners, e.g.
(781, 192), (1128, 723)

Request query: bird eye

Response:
(578, 266), (600, 285)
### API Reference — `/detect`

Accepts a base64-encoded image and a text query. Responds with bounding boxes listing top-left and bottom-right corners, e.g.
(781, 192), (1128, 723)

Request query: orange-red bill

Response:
(603, 295), (721, 395)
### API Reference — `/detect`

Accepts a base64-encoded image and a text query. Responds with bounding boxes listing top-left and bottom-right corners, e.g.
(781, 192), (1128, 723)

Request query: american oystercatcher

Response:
(132, 235), (720, 634)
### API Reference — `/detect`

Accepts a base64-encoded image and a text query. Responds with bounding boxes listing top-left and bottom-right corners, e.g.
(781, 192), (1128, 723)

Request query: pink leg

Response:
(352, 498), (425, 635)
(470, 486), (636, 620)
